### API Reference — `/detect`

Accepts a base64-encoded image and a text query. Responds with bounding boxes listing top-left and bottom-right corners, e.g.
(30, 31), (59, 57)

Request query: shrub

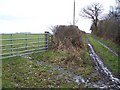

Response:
(51, 25), (85, 55)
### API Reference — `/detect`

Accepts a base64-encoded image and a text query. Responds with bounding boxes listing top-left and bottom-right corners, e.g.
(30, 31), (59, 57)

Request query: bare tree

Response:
(89, 1), (120, 44)
(80, 3), (103, 34)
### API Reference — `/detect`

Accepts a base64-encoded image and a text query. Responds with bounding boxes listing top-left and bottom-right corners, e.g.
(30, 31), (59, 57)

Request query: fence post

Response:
(51, 35), (53, 48)
(38, 34), (40, 48)
(49, 34), (53, 49)
(25, 33), (27, 50)
(45, 31), (49, 50)
(10, 34), (13, 55)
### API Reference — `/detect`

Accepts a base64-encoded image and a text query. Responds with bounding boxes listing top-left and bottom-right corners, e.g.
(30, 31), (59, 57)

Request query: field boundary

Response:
(0, 32), (53, 59)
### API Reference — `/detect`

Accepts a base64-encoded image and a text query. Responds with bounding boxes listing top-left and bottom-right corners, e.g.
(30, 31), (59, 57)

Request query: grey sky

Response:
(0, 0), (116, 33)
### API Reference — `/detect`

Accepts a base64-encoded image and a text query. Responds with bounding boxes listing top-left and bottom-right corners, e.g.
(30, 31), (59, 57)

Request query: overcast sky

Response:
(0, 0), (116, 33)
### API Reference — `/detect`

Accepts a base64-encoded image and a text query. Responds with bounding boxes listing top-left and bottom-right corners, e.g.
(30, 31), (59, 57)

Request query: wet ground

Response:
(37, 61), (86, 85)
(15, 40), (120, 89)
(36, 50), (120, 89)
(87, 39), (120, 89)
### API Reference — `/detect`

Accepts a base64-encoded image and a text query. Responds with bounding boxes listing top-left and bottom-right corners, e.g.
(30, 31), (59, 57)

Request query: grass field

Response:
(87, 34), (119, 76)
(2, 49), (93, 88)
(1, 33), (49, 59)
(2, 33), (94, 88)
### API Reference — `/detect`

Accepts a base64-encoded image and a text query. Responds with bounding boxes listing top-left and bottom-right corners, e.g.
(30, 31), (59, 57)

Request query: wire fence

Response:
(0, 32), (53, 59)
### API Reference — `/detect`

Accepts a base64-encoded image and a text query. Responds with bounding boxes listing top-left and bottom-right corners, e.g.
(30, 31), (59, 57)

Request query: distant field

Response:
(2, 33), (45, 47)
(1, 33), (49, 59)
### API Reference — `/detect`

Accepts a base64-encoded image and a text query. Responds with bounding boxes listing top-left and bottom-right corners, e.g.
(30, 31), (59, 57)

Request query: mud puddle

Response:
(37, 61), (87, 85)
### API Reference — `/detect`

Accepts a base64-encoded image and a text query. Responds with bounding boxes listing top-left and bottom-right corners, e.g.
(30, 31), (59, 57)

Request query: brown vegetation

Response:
(90, 1), (120, 45)
(51, 25), (85, 56)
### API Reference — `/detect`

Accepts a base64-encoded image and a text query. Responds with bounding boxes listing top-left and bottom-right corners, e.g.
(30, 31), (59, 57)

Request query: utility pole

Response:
(73, 0), (75, 26)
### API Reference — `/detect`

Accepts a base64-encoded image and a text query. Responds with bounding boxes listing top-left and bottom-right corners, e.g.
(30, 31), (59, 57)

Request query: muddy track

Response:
(16, 41), (120, 89)
(87, 39), (120, 89)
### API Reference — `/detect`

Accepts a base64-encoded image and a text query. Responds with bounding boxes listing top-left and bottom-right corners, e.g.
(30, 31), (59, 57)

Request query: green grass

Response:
(31, 46), (93, 78)
(31, 49), (93, 83)
(2, 56), (55, 88)
(2, 33), (94, 88)
(87, 34), (119, 76)
(2, 48), (93, 88)
(2, 33), (45, 46)
(93, 35), (120, 53)
(2, 54), (77, 88)
(0, 78), (1, 90)
(1, 33), (48, 59)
